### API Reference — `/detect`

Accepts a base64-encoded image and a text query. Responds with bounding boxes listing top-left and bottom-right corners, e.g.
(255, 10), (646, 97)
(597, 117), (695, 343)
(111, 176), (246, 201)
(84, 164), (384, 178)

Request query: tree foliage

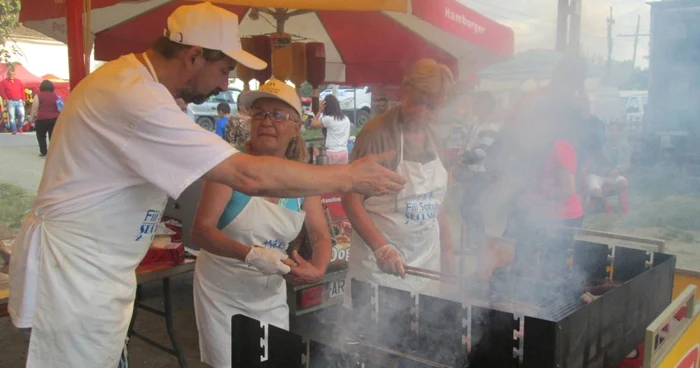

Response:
(0, 0), (21, 64)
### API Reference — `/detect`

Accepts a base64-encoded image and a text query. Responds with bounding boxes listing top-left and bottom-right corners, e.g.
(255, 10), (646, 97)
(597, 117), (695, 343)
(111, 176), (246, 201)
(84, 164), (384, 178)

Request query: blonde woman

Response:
(192, 79), (332, 368)
(343, 59), (455, 299)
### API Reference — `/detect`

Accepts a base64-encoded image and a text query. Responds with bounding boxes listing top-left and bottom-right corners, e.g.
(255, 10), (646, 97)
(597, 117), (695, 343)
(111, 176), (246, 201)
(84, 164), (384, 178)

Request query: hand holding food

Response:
(244, 246), (292, 275)
(284, 251), (324, 285)
(374, 244), (406, 278)
(348, 150), (407, 197)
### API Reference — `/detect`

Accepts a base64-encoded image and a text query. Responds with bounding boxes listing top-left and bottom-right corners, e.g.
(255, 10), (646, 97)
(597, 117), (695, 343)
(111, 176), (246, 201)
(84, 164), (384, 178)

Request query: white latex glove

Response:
(373, 244), (406, 278)
(244, 246), (292, 275)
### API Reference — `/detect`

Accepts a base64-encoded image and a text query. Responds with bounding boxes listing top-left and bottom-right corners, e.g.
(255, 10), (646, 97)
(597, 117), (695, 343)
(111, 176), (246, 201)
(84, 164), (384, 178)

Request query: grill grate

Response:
(462, 275), (585, 322)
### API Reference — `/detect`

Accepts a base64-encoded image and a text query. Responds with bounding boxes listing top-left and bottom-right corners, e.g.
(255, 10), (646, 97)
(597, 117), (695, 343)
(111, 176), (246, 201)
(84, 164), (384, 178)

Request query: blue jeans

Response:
(6, 99), (25, 133)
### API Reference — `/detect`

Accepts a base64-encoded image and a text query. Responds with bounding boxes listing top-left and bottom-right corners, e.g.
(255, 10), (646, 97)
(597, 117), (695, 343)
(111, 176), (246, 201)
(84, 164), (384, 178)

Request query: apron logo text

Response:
(405, 192), (440, 225)
(262, 239), (287, 251)
(135, 209), (161, 241)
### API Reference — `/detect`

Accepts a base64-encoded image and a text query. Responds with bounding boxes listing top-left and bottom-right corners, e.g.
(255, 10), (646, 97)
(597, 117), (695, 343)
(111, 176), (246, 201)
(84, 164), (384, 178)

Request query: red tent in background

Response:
(41, 73), (63, 80)
(0, 64), (71, 101)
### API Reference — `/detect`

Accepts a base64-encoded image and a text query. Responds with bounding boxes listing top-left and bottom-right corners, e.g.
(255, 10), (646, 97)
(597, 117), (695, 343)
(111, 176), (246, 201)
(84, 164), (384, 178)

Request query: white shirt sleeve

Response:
(321, 115), (336, 128)
(121, 103), (238, 199)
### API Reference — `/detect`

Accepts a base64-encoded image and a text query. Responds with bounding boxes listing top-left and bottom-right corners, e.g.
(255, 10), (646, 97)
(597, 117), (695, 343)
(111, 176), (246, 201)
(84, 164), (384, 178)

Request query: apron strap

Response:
(399, 128), (404, 162)
(141, 53), (159, 83)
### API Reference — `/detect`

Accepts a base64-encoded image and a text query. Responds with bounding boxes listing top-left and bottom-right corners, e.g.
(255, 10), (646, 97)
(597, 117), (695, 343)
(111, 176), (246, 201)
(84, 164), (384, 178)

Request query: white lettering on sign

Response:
(321, 196), (342, 205)
(328, 280), (345, 298)
(330, 246), (350, 262)
(445, 7), (486, 35)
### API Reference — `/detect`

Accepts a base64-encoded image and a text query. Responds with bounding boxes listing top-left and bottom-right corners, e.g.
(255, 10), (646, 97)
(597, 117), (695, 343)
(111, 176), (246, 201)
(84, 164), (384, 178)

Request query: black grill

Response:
(230, 238), (677, 368)
(463, 276), (584, 322)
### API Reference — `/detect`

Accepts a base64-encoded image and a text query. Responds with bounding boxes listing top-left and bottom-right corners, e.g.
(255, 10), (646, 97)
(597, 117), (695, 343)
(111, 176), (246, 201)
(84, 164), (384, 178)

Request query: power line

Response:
(462, 1), (607, 40)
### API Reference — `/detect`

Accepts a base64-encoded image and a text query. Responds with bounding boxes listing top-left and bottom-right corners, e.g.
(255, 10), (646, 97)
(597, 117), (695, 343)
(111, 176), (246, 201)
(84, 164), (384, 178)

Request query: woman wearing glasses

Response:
(343, 59), (456, 302)
(191, 79), (332, 368)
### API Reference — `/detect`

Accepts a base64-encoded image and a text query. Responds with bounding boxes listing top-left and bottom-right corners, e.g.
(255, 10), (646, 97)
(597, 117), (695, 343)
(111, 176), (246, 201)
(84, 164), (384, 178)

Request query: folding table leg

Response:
(162, 278), (188, 368)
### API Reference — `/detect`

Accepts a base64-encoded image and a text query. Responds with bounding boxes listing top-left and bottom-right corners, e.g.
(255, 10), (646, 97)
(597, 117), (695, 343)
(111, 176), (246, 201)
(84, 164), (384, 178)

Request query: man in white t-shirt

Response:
(310, 95), (351, 164)
(7, 3), (405, 367)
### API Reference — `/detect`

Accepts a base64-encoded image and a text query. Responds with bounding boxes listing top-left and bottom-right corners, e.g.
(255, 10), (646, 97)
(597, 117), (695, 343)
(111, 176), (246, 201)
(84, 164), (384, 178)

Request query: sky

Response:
(459, 0), (651, 68)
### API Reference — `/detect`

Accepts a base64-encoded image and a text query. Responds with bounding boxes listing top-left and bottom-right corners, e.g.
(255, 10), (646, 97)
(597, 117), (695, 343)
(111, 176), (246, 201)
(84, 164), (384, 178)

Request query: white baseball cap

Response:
(238, 79), (302, 118)
(166, 2), (266, 70)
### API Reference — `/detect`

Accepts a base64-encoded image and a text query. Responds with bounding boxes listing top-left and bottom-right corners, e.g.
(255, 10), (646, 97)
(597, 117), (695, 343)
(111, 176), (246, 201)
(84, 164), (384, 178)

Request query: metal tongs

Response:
(404, 266), (459, 283)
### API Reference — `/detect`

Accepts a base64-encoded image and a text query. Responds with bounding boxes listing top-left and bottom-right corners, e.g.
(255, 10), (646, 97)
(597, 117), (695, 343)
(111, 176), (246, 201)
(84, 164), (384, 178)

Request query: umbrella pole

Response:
(66, 0), (87, 90)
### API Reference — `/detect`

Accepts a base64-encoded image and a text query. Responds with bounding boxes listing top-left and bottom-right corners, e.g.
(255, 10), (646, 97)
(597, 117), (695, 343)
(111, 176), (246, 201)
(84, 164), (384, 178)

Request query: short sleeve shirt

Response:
(34, 53), (237, 219)
(543, 140), (583, 219)
(349, 106), (441, 171)
(321, 114), (351, 152)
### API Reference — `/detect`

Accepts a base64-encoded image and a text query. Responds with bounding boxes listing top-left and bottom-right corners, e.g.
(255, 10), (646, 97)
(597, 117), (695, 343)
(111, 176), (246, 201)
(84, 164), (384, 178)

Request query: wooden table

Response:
(128, 259), (195, 368)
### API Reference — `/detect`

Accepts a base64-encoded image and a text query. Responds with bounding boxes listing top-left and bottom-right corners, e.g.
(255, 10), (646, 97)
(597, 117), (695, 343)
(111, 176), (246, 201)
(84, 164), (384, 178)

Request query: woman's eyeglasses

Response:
(250, 109), (299, 123)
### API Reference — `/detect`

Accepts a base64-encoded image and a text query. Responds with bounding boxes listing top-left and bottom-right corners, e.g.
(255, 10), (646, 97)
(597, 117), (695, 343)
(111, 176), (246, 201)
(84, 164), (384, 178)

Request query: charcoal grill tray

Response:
(463, 275), (586, 322)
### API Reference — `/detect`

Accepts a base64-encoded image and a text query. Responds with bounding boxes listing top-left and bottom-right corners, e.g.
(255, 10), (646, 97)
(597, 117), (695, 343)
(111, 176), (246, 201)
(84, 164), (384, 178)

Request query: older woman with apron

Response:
(191, 79), (332, 368)
(343, 59), (455, 302)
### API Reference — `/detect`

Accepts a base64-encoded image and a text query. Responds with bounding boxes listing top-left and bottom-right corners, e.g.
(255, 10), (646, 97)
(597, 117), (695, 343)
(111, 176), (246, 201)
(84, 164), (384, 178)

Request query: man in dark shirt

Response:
(1, 69), (26, 134)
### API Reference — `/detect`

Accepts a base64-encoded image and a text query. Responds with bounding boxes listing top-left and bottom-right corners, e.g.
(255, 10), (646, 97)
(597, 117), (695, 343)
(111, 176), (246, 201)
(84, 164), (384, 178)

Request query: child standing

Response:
(215, 102), (231, 138)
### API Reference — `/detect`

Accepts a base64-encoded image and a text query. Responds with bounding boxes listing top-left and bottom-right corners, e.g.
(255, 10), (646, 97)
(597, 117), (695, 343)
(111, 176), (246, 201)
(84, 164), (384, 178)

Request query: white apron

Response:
(193, 196), (306, 368)
(344, 129), (448, 306)
(8, 53), (168, 368)
(9, 187), (168, 368)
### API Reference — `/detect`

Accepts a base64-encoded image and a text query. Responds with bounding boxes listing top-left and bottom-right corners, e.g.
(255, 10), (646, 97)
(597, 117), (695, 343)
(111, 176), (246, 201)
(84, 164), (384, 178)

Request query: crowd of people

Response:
(446, 55), (631, 260)
(5, 2), (635, 368)
(0, 69), (65, 157)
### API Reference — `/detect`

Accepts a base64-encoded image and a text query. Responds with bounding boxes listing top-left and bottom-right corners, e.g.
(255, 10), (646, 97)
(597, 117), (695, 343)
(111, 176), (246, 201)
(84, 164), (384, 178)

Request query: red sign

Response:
(321, 194), (352, 267)
(676, 345), (699, 368)
(299, 285), (324, 309)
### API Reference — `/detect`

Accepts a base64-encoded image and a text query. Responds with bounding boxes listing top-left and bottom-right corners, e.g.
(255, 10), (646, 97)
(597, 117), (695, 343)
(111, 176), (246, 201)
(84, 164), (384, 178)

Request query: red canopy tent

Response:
(19, 0), (514, 87)
(0, 64), (71, 100)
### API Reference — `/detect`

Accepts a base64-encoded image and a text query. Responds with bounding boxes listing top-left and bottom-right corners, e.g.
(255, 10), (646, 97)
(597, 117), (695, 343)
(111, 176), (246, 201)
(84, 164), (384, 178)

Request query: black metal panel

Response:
(613, 247), (648, 282)
(377, 285), (417, 353)
(521, 316), (557, 368)
(572, 241), (610, 282)
(550, 249), (677, 368)
(469, 306), (519, 368)
(350, 279), (377, 339)
(231, 314), (304, 368)
(417, 295), (466, 367)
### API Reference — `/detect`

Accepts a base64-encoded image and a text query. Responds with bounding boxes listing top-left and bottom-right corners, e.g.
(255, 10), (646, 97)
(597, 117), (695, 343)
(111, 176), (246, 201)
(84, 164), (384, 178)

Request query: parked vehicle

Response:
(619, 90), (648, 125)
(320, 85), (372, 128)
(189, 87), (242, 131)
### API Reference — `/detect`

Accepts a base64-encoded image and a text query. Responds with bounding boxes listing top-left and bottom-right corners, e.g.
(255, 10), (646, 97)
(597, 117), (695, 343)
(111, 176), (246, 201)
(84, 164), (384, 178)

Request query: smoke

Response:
(304, 8), (700, 364)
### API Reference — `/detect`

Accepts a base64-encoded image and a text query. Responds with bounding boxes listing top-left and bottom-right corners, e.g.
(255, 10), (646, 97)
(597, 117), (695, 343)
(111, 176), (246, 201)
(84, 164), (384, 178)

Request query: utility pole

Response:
(607, 6), (615, 78)
(568, 0), (582, 54)
(631, 15), (640, 69)
(618, 15), (650, 69)
(556, 0), (569, 51)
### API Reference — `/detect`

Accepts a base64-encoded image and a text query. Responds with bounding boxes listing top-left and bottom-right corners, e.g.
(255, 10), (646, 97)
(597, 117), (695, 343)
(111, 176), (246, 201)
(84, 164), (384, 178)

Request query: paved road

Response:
(0, 132), (45, 193)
